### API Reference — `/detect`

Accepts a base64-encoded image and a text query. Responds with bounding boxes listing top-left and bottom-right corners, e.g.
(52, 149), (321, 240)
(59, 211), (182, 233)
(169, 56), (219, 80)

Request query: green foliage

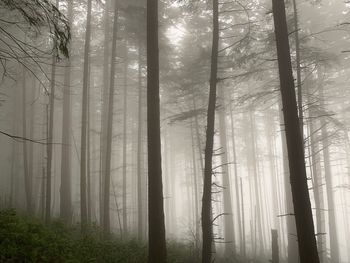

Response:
(0, 210), (197, 263)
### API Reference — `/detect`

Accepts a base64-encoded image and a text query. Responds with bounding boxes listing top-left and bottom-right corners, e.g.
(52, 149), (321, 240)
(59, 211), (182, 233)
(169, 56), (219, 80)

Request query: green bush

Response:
(0, 209), (198, 263)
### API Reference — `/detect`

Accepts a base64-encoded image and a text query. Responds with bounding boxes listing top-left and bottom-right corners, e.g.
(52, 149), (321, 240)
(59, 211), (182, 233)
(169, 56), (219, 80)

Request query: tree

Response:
(60, 0), (73, 224)
(80, 0), (92, 232)
(202, 0), (219, 262)
(272, 0), (320, 262)
(103, 0), (118, 236)
(147, 0), (167, 261)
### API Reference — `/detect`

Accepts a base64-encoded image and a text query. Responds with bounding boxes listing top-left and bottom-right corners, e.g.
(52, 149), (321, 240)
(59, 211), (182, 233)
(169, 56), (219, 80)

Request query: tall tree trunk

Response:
(147, 0), (167, 261)
(229, 98), (243, 254)
(293, 0), (303, 139)
(122, 45), (128, 237)
(240, 178), (246, 258)
(249, 108), (264, 255)
(103, 2), (118, 236)
(100, 0), (110, 226)
(218, 86), (235, 256)
(308, 108), (324, 262)
(190, 120), (200, 251)
(22, 68), (33, 214)
(46, 38), (57, 224)
(60, 0), (73, 223)
(202, 0), (219, 262)
(319, 80), (339, 263)
(278, 100), (299, 263)
(80, 0), (92, 232)
(137, 41), (144, 241)
(272, 1), (320, 262)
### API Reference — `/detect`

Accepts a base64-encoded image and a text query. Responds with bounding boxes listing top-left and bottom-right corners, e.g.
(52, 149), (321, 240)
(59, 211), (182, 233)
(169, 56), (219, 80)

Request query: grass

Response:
(0, 209), (197, 263)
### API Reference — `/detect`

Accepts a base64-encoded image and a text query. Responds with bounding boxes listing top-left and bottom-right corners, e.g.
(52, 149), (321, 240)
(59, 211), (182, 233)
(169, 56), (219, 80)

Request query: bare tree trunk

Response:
(100, 0), (110, 227)
(202, 0), (219, 262)
(271, 229), (279, 263)
(190, 120), (200, 251)
(240, 178), (246, 258)
(103, 2), (118, 236)
(228, 98), (243, 255)
(46, 46), (56, 224)
(308, 108), (324, 262)
(272, 1), (320, 262)
(293, 0), (303, 139)
(249, 108), (264, 255)
(218, 86), (235, 256)
(60, 0), (73, 223)
(122, 45), (128, 237)
(22, 68), (33, 214)
(147, 0), (167, 261)
(137, 41), (144, 241)
(80, 0), (92, 232)
(319, 80), (339, 263)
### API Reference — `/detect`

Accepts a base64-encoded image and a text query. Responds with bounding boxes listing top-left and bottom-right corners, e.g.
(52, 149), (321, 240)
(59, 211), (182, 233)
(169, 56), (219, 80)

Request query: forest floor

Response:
(0, 209), (197, 263)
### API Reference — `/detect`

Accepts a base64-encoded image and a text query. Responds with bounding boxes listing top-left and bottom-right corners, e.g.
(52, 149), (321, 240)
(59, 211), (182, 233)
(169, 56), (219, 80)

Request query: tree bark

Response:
(122, 44), (128, 237)
(319, 80), (339, 263)
(218, 86), (235, 256)
(137, 41), (144, 241)
(80, 0), (92, 232)
(202, 0), (219, 262)
(22, 68), (33, 214)
(103, 1), (118, 237)
(60, 0), (73, 223)
(272, 0), (320, 262)
(147, 0), (167, 261)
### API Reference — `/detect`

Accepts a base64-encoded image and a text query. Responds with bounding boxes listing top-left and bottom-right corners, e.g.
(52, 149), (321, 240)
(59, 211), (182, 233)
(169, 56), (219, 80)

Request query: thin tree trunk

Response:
(229, 99), (242, 254)
(240, 178), (246, 258)
(137, 41), (144, 241)
(60, 0), (73, 223)
(103, 2), (118, 236)
(22, 68), (33, 214)
(218, 86), (235, 256)
(308, 109), (324, 262)
(278, 100), (299, 263)
(319, 80), (339, 263)
(147, 0), (167, 261)
(80, 0), (92, 232)
(122, 45), (128, 237)
(249, 108), (264, 255)
(293, 0), (303, 139)
(190, 120), (200, 251)
(46, 44), (56, 224)
(100, 0), (110, 227)
(272, 1), (320, 262)
(202, 0), (219, 262)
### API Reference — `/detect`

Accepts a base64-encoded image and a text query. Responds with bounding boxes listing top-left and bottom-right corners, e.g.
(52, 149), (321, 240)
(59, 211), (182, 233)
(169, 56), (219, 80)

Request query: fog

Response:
(0, 0), (350, 262)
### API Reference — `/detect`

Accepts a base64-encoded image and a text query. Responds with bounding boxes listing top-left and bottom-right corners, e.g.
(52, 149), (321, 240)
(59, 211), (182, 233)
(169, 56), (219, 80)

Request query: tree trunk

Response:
(46, 44), (56, 224)
(80, 0), (92, 232)
(271, 229), (279, 263)
(60, 0), (73, 223)
(122, 45), (128, 237)
(22, 68), (33, 214)
(248, 108), (264, 255)
(137, 41), (144, 241)
(103, 2), (118, 236)
(202, 0), (219, 262)
(218, 86), (235, 256)
(293, 0), (303, 139)
(228, 98), (243, 255)
(272, 0), (320, 262)
(319, 80), (339, 263)
(100, 0), (110, 227)
(147, 0), (167, 261)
